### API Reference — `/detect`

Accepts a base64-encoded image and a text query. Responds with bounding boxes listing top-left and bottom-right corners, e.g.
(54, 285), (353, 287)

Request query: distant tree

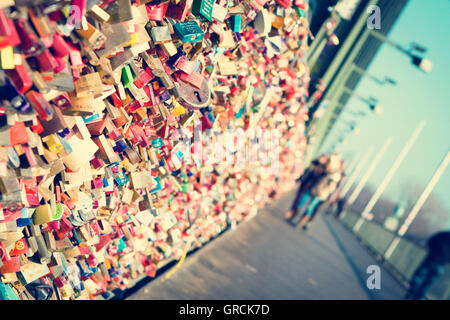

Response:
(399, 180), (450, 245)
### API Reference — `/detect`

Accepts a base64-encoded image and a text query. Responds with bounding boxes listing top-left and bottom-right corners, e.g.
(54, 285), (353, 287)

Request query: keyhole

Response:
(194, 91), (202, 102)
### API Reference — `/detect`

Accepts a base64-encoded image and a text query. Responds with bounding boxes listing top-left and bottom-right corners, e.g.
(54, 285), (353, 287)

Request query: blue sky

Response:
(321, 0), (450, 219)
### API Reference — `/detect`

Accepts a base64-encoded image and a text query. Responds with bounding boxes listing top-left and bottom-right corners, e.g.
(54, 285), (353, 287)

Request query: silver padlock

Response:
(174, 78), (211, 110)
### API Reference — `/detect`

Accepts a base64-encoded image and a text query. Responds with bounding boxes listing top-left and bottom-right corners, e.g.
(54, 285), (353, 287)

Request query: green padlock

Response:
(121, 65), (134, 88)
(191, 0), (214, 21)
(295, 7), (305, 18)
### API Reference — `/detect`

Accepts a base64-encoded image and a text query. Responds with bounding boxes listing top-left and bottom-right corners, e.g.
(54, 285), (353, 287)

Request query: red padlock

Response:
(51, 33), (71, 57)
(15, 18), (45, 56)
(0, 9), (11, 40)
(145, 1), (169, 21)
(36, 49), (58, 73)
(0, 17), (20, 48)
(25, 90), (53, 120)
(166, 0), (192, 22)
(5, 64), (33, 94)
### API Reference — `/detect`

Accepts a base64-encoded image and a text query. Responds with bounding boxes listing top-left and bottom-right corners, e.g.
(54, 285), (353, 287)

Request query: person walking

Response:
(404, 231), (450, 300)
(296, 154), (343, 230)
(285, 154), (329, 222)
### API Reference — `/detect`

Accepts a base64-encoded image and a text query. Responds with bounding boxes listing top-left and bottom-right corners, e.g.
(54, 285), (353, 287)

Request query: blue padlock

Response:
(174, 21), (205, 43)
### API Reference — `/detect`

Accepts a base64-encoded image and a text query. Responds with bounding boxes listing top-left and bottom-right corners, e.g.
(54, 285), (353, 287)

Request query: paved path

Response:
(126, 192), (407, 300)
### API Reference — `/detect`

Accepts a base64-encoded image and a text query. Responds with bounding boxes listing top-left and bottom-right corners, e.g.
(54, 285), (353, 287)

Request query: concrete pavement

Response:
(125, 192), (407, 300)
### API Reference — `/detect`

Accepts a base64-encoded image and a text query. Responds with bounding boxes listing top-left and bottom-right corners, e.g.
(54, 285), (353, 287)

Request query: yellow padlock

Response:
(33, 204), (53, 225)
(121, 158), (132, 171)
(0, 46), (14, 69)
(172, 101), (186, 117)
(43, 134), (65, 154)
(124, 32), (139, 47)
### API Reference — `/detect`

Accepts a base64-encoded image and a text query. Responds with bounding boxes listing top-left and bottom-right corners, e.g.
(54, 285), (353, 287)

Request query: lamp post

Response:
(341, 87), (383, 115)
(350, 63), (398, 86)
(384, 151), (450, 260)
(348, 137), (393, 214)
(306, 22), (433, 165)
(353, 121), (427, 232)
(369, 30), (433, 73)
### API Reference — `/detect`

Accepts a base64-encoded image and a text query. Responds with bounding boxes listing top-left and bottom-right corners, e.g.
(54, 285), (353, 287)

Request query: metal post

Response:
(348, 137), (392, 211)
(341, 146), (374, 198)
(351, 64), (385, 85)
(342, 87), (373, 106)
(369, 30), (412, 56)
(361, 121), (426, 220)
(344, 153), (361, 175)
(384, 151), (450, 259)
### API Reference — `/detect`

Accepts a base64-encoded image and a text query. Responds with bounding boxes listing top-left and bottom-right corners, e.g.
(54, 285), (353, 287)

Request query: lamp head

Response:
(411, 55), (433, 73)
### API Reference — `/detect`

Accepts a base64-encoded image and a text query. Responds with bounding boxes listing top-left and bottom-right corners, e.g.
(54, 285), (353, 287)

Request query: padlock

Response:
(212, 4), (228, 23)
(179, 71), (204, 89)
(105, 0), (133, 23)
(174, 77), (210, 110)
(75, 22), (106, 50)
(50, 92), (71, 110)
(0, 8), (11, 40)
(253, 9), (271, 35)
(149, 25), (172, 44)
(33, 204), (53, 225)
(25, 90), (53, 120)
(191, 0), (215, 21)
(9, 238), (29, 256)
(145, 1), (170, 21)
(173, 21), (205, 43)
(15, 18), (45, 56)
(74, 72), (103, 98)
(5, 64), (33, 94)
(166, 0), (193, 22)
(38, 104), (67, 137)
(0, 256), (20, 273)
(95, 23), (131, 59)
(230, 15), (242, 33)
(51, 33), (71, 58)
(0, 46), (14, 69)
(28, 7), (53, 40)
(121, 65), (134, 88)
(0, 72), (32, 113)
(36, 49), (58, 73)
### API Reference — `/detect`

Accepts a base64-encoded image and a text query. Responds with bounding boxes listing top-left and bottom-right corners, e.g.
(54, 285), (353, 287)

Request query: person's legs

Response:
(286, 186), (306, 219)
(335, 198), (346, 218)
(297, 197), (322, 229)
(297, 214), (311, 229)
(288, 191), (312, 221)
(308, 200), (326, 223)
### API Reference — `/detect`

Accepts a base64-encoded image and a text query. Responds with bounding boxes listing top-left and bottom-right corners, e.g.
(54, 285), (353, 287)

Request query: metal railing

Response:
(339, 211), (450, 300)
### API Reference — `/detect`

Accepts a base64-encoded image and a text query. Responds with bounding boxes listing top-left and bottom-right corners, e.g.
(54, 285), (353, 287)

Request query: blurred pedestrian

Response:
(296, 154), (343, 230)
(405, 231), (450, 300)
(323, 170), (347, 219)
(285, 154), (329, 222)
